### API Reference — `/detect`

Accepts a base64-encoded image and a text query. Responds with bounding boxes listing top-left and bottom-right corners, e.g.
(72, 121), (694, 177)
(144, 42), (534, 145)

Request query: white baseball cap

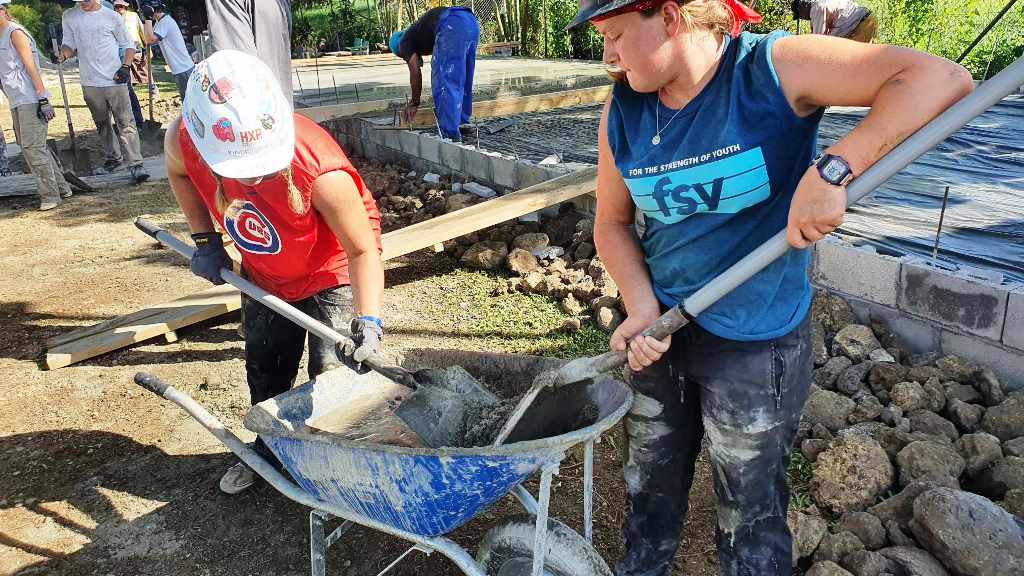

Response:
(182, 50), (295, 179)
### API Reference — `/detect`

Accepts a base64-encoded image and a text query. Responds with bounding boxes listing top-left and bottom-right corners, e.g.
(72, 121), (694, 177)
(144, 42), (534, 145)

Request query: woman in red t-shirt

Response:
(165, 50), (384, 495)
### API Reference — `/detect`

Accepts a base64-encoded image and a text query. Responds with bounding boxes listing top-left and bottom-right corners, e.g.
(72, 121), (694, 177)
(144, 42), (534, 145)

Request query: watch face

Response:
(822, 158), (848, 183)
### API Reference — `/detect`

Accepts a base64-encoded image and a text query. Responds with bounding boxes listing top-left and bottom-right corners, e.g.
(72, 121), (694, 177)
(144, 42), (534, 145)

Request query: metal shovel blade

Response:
(393, 366), (504, 448)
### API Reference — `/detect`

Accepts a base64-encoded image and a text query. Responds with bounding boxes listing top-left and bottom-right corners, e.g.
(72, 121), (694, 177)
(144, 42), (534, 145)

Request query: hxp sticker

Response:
(209, 78), (234, 104)
(223, 202), (281, 255)
(212, 118), (235, 142)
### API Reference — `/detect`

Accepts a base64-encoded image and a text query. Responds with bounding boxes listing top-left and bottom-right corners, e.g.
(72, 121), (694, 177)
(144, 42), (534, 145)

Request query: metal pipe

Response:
(956, 0), (1019, 64)
(531, 466), (556, 576)
(932, 185), (951, 263)
(683, 56), (1024, 318)
(132, 373), (488, 576)
(133, 219), (419, 389)
(584, 440), (594, 543)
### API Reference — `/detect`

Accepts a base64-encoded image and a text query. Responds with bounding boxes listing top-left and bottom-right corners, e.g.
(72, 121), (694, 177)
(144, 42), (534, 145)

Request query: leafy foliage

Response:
(5, 0), (64, 52)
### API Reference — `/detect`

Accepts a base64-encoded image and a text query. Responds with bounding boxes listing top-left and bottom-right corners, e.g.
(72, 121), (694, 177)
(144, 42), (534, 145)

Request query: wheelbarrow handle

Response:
(134, 219), (420, 389)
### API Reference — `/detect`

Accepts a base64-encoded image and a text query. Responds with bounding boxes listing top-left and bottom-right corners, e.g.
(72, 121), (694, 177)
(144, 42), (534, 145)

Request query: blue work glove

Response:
(190, 232), (231, 285)
(113, 64), (131, 84)
(342, 316), (384, 363)
(37, 98), (55, 122)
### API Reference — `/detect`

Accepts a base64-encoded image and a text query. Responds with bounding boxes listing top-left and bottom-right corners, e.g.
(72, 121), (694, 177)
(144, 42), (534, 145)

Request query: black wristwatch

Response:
(814, 153), (854, 186)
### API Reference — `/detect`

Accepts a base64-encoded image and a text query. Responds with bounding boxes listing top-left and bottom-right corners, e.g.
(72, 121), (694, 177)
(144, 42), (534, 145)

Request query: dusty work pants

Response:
(82, 85), (143, 167)
(431, 7), (479, 141)
(11, 104), (72, 206)
(243, 284), (353, 461)
(617, 314), (812, 576)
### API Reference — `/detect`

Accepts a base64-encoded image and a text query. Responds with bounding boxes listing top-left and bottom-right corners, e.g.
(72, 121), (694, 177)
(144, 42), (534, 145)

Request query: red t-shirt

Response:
(179, 113), (382, 301)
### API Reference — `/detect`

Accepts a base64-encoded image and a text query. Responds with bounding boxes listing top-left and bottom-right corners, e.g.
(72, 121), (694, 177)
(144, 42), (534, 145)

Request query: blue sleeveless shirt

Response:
(607, 31), (823, 341)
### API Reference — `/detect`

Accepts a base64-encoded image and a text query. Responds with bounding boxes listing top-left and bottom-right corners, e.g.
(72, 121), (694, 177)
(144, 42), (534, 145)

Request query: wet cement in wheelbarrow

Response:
(310, 365), (600, 449)
(401, 366), (600, 448)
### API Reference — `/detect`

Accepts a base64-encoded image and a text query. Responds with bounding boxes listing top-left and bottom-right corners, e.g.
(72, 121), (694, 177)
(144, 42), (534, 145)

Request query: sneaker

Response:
(39, 201), (60, 211)
(129, 164), (150, 183)
(60, 188), (74, 199)
(219, 461), (255, 494)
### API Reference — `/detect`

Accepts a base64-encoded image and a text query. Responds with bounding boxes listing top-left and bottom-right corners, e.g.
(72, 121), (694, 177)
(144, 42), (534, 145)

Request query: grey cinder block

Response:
(941, 330), (1024, 392)
(898, 260), (1009, 341)
(813, 237), (900, 306)
(491, 155), (517, 189)
(1003, 286), (1024, 351)
(439, 140), (464, 173)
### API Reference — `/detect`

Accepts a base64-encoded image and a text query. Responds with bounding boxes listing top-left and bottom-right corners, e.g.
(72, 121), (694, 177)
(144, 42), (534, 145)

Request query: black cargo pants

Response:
(616, 314), (812, 576)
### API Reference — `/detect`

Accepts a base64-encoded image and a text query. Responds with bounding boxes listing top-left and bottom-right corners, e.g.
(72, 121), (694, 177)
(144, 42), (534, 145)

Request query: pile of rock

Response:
(447, 205), (626, 334)
(356, 161), (477, 233)
(791, 290), (1024, 576)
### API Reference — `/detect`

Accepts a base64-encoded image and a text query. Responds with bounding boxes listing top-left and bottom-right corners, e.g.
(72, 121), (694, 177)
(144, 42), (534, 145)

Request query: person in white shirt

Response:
(59, 0), (148, 180)
(791, 0), (878, 42)
(141, 1), (194, 98)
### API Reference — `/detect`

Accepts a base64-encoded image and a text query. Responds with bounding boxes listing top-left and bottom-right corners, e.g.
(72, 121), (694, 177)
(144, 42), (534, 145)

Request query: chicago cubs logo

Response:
(223, 202), (281, 255)
(212, 118), (235, 142)
(209, 78), (234, 104)
(188, 109), (206, 138)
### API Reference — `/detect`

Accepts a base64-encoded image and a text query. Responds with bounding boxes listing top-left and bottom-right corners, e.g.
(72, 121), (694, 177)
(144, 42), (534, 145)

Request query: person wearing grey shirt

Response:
(0, 0), (73, 209)
(59, 0), (148, 181)
(204, 0), (293, 107)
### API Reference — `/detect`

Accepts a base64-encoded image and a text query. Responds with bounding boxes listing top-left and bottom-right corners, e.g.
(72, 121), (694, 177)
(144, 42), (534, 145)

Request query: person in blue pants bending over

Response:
(390, 7), (479, 142)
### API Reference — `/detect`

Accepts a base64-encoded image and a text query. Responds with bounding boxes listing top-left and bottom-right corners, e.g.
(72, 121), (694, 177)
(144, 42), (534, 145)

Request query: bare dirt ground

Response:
(0, 170), (720, 575)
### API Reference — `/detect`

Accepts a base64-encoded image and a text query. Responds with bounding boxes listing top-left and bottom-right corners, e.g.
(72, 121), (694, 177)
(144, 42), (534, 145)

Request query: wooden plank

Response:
(380, 167), (596, 261)
(45, 284), (240, 370)
(1, 155), (168, 198)
(45, 169), (596, 369)
(401, 85), (612, 129)
(301, 85), (611, 126)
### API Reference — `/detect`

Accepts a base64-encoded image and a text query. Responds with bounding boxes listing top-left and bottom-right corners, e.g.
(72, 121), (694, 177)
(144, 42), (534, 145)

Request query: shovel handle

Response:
(134, 218), (419, 389)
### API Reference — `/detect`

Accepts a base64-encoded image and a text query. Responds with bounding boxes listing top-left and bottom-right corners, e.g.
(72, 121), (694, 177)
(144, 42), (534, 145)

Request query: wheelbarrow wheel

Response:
(476, 515), (612, 576)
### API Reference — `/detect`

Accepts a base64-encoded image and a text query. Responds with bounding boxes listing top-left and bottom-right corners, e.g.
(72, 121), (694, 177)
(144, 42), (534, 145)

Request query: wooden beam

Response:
(45, 284), (240, 370)
(381, 167), (596, 261)
(44, 169), (597, 369)
(400, 85), (612, 129)
(300, 84), (611, 126)
(1, 155), (168, 198)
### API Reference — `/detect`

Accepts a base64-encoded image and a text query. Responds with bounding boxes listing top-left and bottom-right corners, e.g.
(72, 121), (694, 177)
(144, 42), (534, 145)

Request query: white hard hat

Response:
(182, 50), (295, 179)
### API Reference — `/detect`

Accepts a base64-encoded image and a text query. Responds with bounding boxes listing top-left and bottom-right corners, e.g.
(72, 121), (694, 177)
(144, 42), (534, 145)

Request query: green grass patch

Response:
(788, 450), (815, 511)
(402, 266), (611, 359)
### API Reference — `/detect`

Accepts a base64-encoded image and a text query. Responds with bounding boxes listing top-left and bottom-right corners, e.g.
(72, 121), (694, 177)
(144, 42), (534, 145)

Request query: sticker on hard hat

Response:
(188, 109), (206, 139)
(212, 118), (235, 142)
(224, 202), (281, 255)
(209, 78), (234, 104)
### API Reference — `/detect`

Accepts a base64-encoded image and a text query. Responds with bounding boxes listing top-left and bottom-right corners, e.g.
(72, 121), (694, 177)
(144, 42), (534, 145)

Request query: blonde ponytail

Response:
(214, 174), (243, 219)
(282, 167), (307, 215)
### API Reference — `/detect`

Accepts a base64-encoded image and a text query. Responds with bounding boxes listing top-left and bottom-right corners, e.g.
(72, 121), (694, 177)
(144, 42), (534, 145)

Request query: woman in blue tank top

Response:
(567, 1), (973, 574)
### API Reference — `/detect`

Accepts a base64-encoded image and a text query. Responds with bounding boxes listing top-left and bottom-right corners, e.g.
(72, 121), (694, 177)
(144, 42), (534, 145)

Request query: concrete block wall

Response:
(813, 236), (1024, 391)
(320, 117), (574, 194)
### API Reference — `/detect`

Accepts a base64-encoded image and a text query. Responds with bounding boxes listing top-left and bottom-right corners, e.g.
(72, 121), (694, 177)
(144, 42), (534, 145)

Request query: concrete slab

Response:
(1004, 286), (1024, 351)
(898, 260), (1009, 341)
(813, 237), (900, 306)
(941, 330), (1024, 392)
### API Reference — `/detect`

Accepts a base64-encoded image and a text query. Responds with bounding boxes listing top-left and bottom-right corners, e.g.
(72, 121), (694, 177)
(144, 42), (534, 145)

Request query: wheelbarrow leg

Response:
(531, 464), (559, 576)
(310, 510), (354, 576)
(584, 440), (595, 544)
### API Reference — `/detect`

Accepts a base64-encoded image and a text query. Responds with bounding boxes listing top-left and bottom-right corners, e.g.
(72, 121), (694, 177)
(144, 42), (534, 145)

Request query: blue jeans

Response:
(431, 7), (479, 141)
(617, 313), (812, 576)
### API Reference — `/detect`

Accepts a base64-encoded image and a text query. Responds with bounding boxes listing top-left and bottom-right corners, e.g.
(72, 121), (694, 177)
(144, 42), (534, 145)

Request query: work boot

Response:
(130, 164), (150, 184)
(102, 158), (122, 173)
(219, 461), (255, 494)
(39, 200), (60, 211)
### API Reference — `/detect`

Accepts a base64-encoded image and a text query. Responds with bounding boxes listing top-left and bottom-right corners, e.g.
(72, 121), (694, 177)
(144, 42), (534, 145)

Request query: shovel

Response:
(49, 34), (90, 174)
(133, 218), (503, 446)
(491, 55), (1024, 445)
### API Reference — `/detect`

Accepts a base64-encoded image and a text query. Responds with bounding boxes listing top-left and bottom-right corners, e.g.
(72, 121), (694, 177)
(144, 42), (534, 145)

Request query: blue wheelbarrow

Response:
(134, 348), (631, 576)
